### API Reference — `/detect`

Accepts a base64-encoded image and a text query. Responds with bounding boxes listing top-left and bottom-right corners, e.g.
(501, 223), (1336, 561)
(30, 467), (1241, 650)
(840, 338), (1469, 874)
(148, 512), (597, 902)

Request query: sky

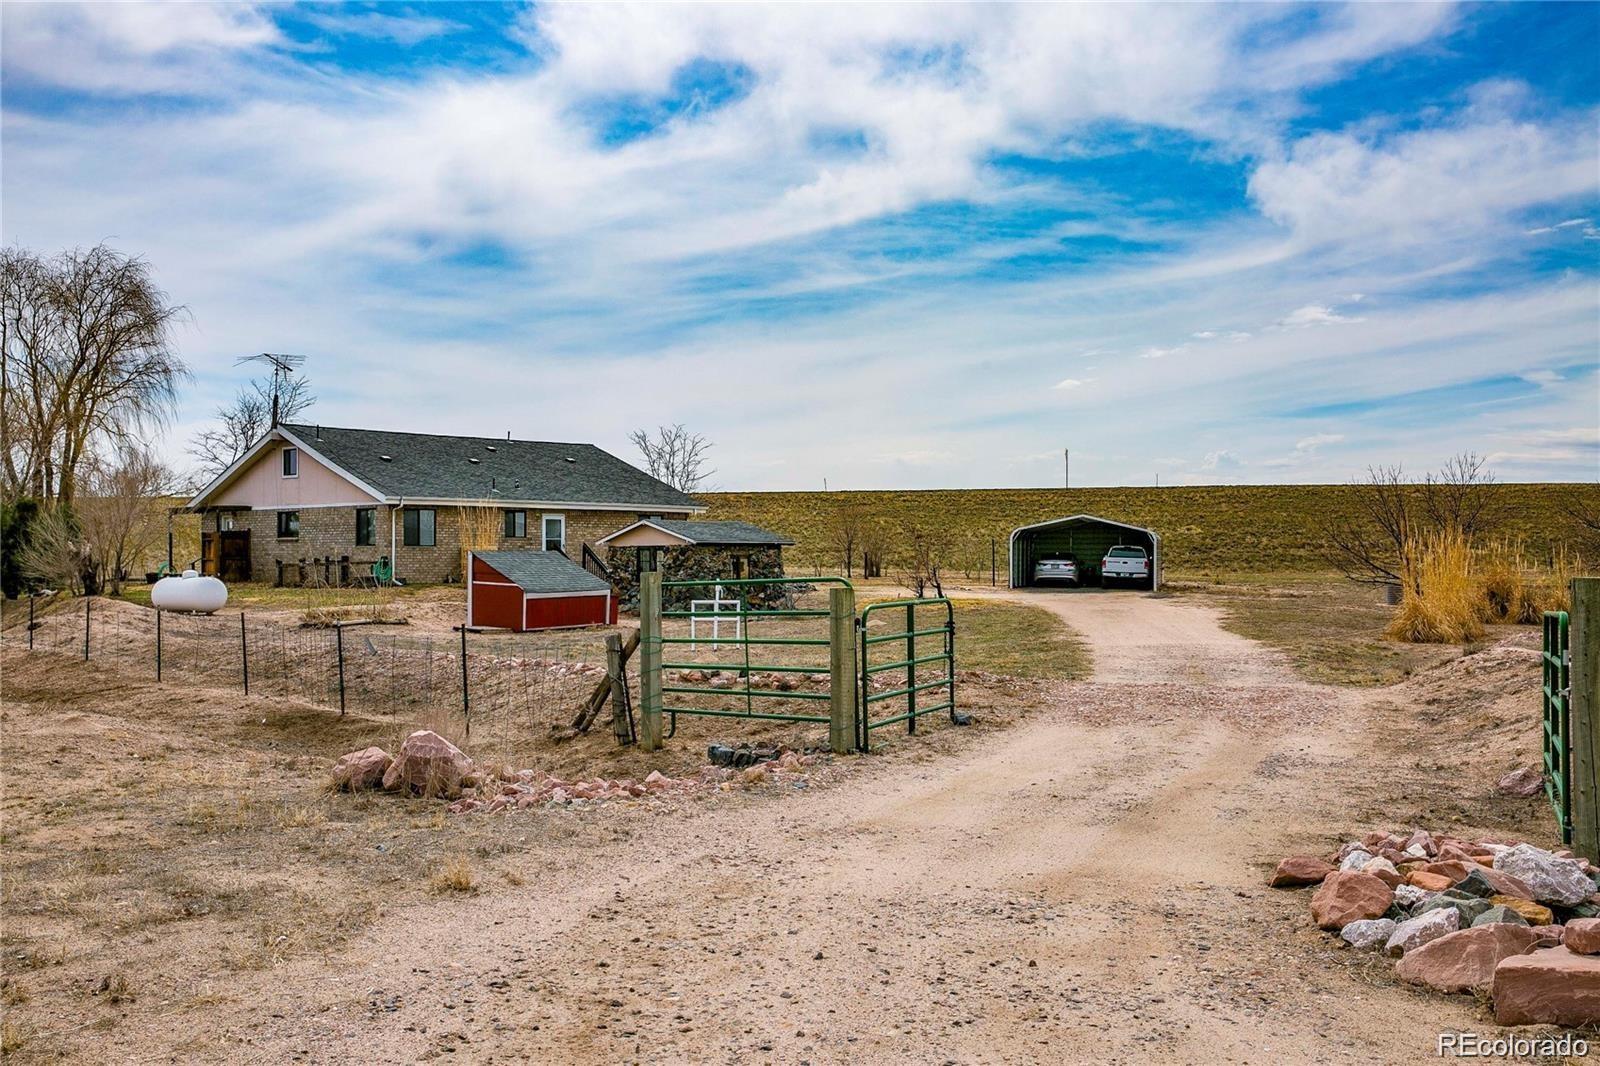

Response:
(2, 2), (1597, 490)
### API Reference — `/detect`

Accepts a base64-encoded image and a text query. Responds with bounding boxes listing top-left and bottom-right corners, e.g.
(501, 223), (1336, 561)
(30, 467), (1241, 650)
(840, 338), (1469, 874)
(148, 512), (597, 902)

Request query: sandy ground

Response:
(73, 586), (1557, 1065)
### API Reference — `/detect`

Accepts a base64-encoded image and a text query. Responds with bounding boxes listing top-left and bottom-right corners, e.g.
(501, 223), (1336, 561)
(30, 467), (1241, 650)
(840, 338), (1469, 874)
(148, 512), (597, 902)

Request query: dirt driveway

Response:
(161, 590), (1517, 1062)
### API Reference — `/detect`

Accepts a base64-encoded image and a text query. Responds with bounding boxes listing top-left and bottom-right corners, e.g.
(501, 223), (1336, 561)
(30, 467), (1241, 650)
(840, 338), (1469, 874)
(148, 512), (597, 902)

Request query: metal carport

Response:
(1008, 514), (1161, 590)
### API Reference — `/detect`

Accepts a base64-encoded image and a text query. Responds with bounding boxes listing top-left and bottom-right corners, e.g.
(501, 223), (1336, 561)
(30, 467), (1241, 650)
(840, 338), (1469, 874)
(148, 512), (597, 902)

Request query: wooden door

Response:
(218, 531), (251, 582)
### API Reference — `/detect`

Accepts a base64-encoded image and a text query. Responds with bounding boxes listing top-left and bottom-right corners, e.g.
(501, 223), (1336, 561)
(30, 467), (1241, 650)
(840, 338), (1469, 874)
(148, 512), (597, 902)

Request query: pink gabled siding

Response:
(211, 440), (377, 509)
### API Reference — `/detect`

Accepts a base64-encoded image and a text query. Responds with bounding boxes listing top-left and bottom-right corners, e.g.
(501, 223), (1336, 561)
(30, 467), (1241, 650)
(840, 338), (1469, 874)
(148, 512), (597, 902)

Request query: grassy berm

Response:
(701, 483), (1597, 575)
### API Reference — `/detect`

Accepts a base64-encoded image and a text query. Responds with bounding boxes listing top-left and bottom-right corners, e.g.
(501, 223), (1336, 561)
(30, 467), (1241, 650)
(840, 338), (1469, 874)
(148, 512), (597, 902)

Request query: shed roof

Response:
(599, 519), (794, 546)
(473, 551), (613, 594)
(1008, 513), (1160, 541)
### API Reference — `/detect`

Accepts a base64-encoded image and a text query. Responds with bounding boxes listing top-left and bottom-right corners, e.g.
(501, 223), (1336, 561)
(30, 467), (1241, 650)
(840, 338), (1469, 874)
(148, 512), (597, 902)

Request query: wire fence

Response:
(10, 595), (612, 765)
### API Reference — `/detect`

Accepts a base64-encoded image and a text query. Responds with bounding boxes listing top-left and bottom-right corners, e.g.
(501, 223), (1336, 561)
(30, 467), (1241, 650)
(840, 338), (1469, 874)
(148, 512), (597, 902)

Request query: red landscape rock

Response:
(1565, 918), (1600, 955)
(382, 729), (474, 798)
(330, 746), (392, 791)
(1311, 871), (1393, 930)
(1269, 856), (1334, 887)
(1419, 859), (1478, 883)
(1395, 925), (1551, 993)
(1407, 871), (1455, 893)
(1492, 947), (1600, 1027)
(1495, 767), (1543, 798)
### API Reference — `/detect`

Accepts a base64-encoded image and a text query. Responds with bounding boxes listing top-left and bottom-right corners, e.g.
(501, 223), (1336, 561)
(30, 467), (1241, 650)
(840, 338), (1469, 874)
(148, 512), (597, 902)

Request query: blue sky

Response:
(2, 2), (1596, 488)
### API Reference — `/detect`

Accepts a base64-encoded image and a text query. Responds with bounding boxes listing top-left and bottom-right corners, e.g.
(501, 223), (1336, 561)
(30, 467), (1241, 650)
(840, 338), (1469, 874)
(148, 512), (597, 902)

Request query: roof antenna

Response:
(235, 352), (306, 428)
(507, 430), (511, 440)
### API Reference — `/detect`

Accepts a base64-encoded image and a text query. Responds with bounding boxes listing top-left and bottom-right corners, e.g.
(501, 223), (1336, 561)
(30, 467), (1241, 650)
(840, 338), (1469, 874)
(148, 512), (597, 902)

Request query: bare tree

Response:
(1324, 464), (1417, 589)
(629, 424), (714, 493)
(1422, 451), (1501, 538)
(75, 449), (176, 594)
(0, 244), (188, 506)
(898, 532), (945, 598)
(831, 497), (863, 578)
(1562, 486), (1600, 560)
(19, 505), (90, 594)
(189, 371), (314, 478)
(1326, 453), (1506, 589)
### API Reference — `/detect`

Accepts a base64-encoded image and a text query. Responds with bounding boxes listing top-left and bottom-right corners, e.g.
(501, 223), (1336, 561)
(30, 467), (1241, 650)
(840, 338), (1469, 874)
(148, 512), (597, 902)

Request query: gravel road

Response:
(212, 589), (1508, 1064)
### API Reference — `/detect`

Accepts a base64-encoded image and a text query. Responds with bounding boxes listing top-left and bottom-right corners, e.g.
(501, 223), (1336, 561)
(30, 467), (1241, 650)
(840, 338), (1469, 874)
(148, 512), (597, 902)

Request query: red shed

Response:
(467, 550), (617, 631)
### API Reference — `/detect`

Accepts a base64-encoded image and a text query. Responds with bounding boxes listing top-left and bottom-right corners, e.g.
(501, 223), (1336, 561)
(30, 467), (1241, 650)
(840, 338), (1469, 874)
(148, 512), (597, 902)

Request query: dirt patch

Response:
(0, 589), (1570, 1063)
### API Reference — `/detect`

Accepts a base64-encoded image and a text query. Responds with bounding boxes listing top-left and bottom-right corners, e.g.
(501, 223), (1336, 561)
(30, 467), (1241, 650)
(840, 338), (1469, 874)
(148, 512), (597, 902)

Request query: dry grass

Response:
(1185, 573), (1461, 686)
(701, 483), (1595, 575)
(428, 856), (478, 894)
(2, 1019), (30, 1056)
(1386, 531), (1485, 644)
(1477, 537), (1576, 624)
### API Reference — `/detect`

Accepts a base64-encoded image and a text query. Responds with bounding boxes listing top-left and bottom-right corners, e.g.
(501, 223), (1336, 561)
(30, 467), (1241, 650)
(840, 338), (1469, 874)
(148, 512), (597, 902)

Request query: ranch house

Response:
(184, 423), (703, 585)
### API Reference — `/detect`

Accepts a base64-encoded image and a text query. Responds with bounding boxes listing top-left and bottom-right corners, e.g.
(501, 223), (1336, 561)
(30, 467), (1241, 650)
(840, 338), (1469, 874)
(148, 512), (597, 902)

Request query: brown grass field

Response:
(701, 482), (1599, 576)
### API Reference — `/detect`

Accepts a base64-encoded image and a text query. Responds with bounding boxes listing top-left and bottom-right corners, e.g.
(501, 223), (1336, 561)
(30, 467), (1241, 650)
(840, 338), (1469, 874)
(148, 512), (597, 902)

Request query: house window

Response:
(355, 508), (376, 547)
(503, 509), (527, 538)
(219, 513), (236, 532)
(282, 447), (299, 477)
(403, 508), (435, 547)
(277, 511), (300, 539)
(542, 514), (565, 553)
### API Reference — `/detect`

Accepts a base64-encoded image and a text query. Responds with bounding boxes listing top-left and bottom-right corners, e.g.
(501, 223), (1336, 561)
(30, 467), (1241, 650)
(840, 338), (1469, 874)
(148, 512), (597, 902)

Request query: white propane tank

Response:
(151, 569), (229, 614)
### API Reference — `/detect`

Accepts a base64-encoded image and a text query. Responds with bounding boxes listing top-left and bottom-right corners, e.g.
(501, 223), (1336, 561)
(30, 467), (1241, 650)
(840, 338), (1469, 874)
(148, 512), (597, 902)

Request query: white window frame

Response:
(282, 447), (299, 478)
(542, 513), (565, 553)
(504, 509), (527, 539)
(277, 510), (300, 540)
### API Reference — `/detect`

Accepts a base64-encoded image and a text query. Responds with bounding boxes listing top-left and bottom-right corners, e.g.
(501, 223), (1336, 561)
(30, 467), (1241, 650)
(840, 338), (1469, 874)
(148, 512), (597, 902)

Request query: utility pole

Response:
(1064, 448), (1070, 489)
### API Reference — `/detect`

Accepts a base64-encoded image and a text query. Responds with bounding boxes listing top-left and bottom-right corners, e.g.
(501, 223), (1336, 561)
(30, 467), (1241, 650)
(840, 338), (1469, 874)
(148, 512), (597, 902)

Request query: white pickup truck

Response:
(1100, 545), (1152, 588)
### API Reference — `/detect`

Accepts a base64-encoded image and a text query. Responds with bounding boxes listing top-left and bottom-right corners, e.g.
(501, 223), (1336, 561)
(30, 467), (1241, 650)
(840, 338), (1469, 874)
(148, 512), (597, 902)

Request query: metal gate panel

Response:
(1544, 610), (1572, 844)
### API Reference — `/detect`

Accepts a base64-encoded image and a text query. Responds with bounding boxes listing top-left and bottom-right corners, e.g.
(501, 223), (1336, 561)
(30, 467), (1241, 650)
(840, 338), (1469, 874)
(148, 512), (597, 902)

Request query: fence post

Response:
(828, 585), (856, 755)
(335, 622), (346, 715)
(83, 596), (90, 661)
(638, 569), (662, 751)
(459, 625), (470, 736)
(607, 633), (630, 745)
(1571, 577), (1600, 863)
(240, 612), (249, 695)
(28, 595), (34, 650)
(156, 607), (162, 680)
(905, 603), (916, 734)
(991, 537), (996, 587)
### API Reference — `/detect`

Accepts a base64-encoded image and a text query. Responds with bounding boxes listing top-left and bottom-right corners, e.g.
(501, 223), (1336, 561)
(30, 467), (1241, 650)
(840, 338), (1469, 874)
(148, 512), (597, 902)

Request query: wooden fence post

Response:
(638, 569), (662, 751)
(828, 585), (857, 755)
(1570, 577), (1600, 863)
(607, 633), (630, 745)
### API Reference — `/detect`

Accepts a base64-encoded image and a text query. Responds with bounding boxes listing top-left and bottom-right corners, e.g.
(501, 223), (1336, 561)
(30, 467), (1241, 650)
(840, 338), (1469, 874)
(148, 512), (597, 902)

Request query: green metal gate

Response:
(1544, 610), (1572, 844)
(857, 597), (955, 751)
(639, 574), (858, 753)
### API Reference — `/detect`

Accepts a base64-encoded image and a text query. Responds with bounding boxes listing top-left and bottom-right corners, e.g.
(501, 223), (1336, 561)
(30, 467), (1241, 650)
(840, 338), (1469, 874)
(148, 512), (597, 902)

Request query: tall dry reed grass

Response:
(1386, 530), (1484, 644)
(1388, 532), (1581, 643)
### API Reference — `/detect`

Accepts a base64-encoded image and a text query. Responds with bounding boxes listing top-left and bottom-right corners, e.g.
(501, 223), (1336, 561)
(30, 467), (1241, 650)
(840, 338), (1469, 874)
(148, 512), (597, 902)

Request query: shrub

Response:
(1385, 530), (1484, 644)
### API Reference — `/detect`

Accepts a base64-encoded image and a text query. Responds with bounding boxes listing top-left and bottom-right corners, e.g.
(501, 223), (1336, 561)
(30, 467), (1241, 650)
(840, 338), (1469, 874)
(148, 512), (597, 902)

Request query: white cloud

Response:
(1052, 378), (1087, 390)
(1277, 304), (1361, 328)
(302, 11), (464, 47)
(1294, 433), (1345, 453)
(0, 2), (281, 94)
(1201, 450), (1243, 471)
(1249, 107), (1600, 250)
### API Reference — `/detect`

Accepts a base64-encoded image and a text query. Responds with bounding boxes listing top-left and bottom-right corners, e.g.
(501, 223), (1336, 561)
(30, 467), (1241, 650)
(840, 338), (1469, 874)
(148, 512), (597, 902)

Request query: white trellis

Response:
(688, 585), (744, 650)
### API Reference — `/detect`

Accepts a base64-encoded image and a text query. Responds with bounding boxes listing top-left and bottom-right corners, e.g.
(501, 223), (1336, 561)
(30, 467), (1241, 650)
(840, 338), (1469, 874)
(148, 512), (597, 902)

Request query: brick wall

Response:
(205, 505), (688, 585)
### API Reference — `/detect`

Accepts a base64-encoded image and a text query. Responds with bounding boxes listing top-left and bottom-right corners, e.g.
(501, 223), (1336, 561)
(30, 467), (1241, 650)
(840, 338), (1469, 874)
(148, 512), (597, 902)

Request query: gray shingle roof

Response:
(282, 423), (701, 510)
(473, 551), (613, 594)
(647, 520), (793, 546)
